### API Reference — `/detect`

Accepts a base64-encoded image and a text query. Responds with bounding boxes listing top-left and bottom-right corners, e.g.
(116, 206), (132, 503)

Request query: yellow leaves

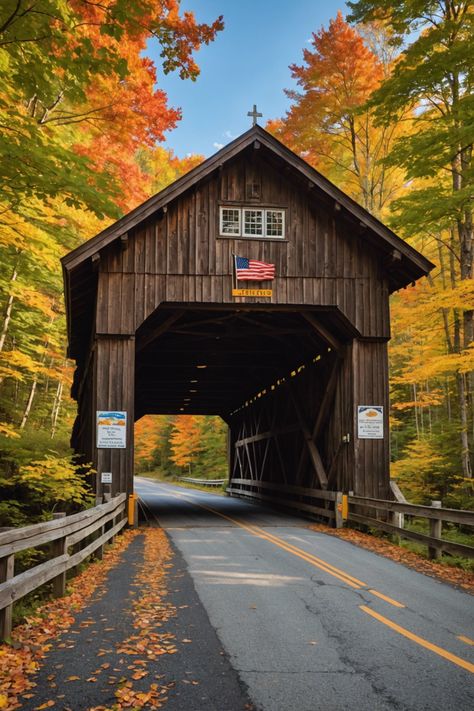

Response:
(391, 388), (444, 410)
(0, 422), (20, 438)
(0, 694), (8, 709)
(0, 350), (39, 380)
(35, 701), (55, 709)
(15, 455), (93, 504)
(14, 287), (56, 319)
(393, 349), (474, 385)
(391, 437), (444, 501)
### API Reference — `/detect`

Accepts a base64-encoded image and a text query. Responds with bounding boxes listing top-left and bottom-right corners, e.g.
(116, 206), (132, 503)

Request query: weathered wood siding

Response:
(74, 147), (395, 499)
(97, 151), (390, 339)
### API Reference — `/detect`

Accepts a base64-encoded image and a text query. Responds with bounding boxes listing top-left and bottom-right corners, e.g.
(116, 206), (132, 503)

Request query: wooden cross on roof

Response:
(247, 104), (263, 126)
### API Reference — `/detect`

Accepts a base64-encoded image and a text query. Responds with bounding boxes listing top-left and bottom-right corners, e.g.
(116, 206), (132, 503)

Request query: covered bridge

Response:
(62, 125), (433, 502)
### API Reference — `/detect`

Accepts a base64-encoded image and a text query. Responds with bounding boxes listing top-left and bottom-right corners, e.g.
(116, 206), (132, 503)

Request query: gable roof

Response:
(62, 125), (435, 359)
(62, 124), (434, 276)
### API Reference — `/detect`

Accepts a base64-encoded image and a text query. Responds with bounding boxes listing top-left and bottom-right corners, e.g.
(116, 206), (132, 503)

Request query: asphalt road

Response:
(136, 478), (474, 711)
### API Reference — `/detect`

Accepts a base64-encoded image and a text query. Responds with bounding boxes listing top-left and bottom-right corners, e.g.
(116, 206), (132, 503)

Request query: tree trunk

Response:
(50, 379), (64, 438)
(20, 375), (38, 430)
(0, 266), (18, 354)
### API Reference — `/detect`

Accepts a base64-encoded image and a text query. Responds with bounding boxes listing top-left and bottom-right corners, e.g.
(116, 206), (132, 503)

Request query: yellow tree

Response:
(170, 416), (202, 472)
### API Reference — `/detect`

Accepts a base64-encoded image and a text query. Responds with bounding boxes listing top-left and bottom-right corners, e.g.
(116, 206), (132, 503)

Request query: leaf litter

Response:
(309, 523), (474, 592)
(0, 528), (182, 710)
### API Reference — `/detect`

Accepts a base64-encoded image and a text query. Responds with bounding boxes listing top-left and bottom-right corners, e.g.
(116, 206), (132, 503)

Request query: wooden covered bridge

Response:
(62, 125), (433, 503)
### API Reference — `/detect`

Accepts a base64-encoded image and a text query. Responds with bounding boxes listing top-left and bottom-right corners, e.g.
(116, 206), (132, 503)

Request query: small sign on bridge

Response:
(357, 406), (384, 439)
(97, 411), (127, 449)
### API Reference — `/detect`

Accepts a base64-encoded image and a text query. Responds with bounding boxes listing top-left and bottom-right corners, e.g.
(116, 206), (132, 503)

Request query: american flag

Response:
(234, 255), (275, 281)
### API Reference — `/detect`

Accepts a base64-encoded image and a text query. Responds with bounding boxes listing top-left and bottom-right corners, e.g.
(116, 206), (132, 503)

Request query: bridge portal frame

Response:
(62, 126), (433, 501)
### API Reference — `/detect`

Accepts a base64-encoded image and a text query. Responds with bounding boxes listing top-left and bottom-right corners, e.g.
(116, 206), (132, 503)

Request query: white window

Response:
(219, 207), (285, 239)
(220, 207), (241, 236)
(266, 209), (285, 237)
(243, 209), (264, 237)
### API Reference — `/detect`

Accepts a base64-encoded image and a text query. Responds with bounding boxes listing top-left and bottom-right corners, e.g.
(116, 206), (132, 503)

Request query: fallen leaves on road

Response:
(309, 524), (474, 593)
(0, 530), (140, 710)
(111, 528), (177, 708)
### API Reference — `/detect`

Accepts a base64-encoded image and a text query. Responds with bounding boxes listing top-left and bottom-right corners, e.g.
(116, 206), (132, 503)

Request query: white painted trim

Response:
(219, 206), (241, 236)
(242, 208), (264, 238)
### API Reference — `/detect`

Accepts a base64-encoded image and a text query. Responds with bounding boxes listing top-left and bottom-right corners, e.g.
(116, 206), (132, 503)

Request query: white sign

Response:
(101, 472), (113, 484)
(97, 411), (127, 449)
(357, 406), (384, 439)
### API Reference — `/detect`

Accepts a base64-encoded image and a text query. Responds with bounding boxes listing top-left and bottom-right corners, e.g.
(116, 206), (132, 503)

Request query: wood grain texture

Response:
(67, 136), (412, 500)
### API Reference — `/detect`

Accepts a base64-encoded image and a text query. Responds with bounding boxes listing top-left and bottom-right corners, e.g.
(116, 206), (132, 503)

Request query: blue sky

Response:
(147, 1), (348, 158)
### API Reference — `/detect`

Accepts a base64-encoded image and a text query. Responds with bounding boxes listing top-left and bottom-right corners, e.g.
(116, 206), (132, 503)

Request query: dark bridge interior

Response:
(135, 304), (358, 420)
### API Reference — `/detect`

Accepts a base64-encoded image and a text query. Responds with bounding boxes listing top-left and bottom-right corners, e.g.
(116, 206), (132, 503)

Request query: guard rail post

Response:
(51, 512), (67, 597)
(429, 500), (442, 559)
(0, 527), (14, 640)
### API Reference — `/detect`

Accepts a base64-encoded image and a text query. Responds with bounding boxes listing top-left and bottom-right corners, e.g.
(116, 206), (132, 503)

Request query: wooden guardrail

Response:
(227, 478), (342, 526)
(0, 493), (127, 640)
(227, 479), (473, 559)
(347, 495), (474, 559)
(179, 477), (226, 487)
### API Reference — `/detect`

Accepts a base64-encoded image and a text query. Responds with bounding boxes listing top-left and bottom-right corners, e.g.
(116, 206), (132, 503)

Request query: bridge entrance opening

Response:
(135, 304), (360, 497)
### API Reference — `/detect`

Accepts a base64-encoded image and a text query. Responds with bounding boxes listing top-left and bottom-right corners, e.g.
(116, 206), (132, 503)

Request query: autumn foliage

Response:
(135, 415), (227, 480)
(0, 0), (221, 524)
(271, 5), (474, 504)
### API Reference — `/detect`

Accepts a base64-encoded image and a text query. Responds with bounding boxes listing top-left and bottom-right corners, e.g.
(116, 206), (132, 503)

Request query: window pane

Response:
(221, 208), (240, 235)
(244, 209), (263, 235)
(266, 210), (284, 237)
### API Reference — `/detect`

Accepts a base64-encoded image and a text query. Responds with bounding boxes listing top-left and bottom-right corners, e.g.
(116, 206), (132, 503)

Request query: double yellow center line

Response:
(153, 487), (474, 674)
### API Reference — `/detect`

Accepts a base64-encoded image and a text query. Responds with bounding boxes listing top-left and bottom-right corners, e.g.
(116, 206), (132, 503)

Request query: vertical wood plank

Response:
(51, 512), (67, 598)
(0, 547), (14, 640)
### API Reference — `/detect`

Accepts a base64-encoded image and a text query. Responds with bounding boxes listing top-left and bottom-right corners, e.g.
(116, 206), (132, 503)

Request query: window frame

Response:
(219, 206), (241, 237)
(265, 209), (286, 239)
(242, 208), (264, 238)
(218, 206), (286, 240)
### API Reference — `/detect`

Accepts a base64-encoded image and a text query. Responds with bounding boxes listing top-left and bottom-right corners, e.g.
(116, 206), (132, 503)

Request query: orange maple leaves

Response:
(0, 527), (182, 710)
(309, 523), (474, 593)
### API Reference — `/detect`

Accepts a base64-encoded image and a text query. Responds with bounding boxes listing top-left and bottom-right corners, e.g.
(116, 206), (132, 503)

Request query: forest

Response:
(0, 0), (473, 526)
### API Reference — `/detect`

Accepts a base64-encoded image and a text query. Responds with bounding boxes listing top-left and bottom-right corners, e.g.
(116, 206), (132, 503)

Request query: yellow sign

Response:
(232, 289), (272, 297)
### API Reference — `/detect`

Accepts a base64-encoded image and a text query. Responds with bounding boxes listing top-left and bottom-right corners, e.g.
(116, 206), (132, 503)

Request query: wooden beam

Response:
(235, 423), (301, 447)
(302, 312), (342, 352)
(120, 234), (129, 251)
(295, 354), (343, 482)
(312, 355), (342, 439)
(136, 310), (185, 353)
(285, 380), (328, 489)
(91, 253), (100, 271)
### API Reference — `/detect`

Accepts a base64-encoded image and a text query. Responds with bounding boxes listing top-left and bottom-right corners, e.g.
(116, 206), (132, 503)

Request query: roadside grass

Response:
(400, 519), (474, 572)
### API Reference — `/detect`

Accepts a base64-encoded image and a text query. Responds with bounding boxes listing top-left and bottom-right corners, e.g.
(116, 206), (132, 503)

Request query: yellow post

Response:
(342, 494), (349, 521)
(128, 493), (136, 526)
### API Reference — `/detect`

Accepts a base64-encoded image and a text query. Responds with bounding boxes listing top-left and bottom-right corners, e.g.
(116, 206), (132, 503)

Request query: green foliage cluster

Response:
(0, 429), (94, 526)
